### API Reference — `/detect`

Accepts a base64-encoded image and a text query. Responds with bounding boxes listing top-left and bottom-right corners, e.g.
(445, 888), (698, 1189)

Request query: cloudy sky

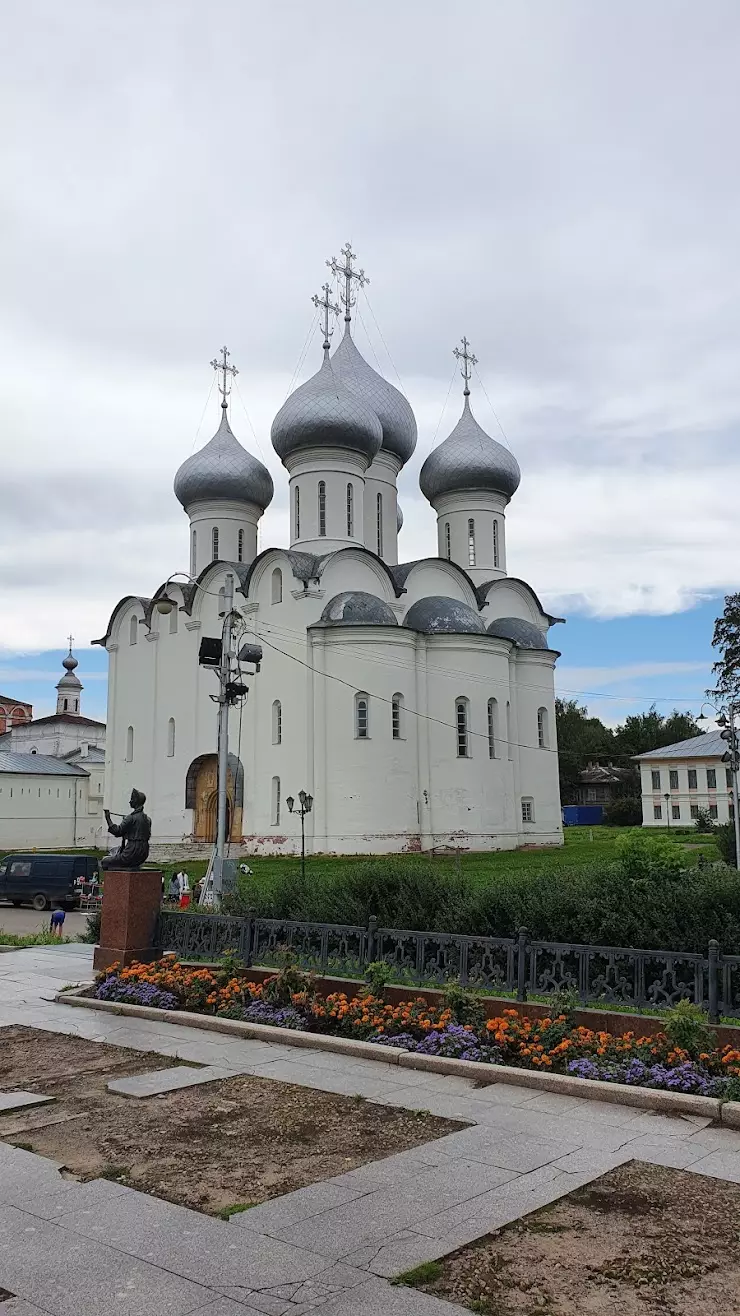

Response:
(2, 1), (738, 723)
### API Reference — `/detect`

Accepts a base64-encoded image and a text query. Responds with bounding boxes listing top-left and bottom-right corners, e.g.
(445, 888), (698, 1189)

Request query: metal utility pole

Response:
(213, 572), (235, 901)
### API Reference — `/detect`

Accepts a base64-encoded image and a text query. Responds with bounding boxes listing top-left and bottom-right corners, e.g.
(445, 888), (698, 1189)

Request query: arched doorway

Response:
(185, 754), (243, 842)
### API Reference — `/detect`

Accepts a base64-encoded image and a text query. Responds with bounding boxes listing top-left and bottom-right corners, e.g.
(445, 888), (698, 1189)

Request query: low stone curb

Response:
(55, 987), (728, 1123)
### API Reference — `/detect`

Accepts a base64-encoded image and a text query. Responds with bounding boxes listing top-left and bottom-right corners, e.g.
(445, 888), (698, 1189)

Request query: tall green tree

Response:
(555, 698), (613, 803)
(708, 592), (740, 704)
(612, 706), (703, 758)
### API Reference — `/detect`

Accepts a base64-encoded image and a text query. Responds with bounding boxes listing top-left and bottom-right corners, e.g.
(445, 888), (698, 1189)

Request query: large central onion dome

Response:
(331, 328), (417, 467)
(419, 395), (521, 503)
(271, 351), (382, 466)
(174, 403), (274, 511)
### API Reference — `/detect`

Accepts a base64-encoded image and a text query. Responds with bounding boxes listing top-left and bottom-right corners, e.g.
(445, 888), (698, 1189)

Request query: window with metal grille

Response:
(709, 803), (718, 819)
(212, 526), (219, 561)
(672, 804), (680, 820)
(468, 518), (476, 567)
(537, 707), (548, 749)
(272, 700), (282, 745)
(487, 698), (497, 758)
(346, 483), (354, 536)
(493, 520), (499, 568)
(707, 768), (717, 790)
(456, 699), (469, 757)
(318, 481), (327, 536)
(669, 769), (679, 789)
(445, 522), (451, 559)
(651, 770), (661, 790)
(356, 693), (369, 739)
(377, 493), (383, 556)
(521, 798), (534, 823)
(294, 486), (300, 538)
(238, 528), (244, 562)
(690, 804), (699, 819)
(392, 694), (403, 740)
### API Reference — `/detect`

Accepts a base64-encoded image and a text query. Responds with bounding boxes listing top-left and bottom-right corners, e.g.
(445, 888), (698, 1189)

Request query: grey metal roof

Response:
(486, 616), (549, 649)
(56, 671), (82, 689)
(403, 596), (487, 635)
(271, 351), (383, 465)
(174, 403), (274, 511)
(316, 591), (398, 627)
(331, 328), (417, 466)
(0, 752), (88, 776)
(634, 731), (723, 761)
(419, 397), (521, 503)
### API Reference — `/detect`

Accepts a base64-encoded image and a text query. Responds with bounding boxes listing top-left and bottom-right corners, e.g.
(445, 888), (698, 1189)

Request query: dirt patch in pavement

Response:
(410, 1160), (740, 1315)
(0, 1026), (461, 1216)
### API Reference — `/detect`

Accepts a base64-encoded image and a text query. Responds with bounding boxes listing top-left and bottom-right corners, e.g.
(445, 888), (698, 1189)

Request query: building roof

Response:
(634, 731), (722, 761)
(0, 695), (32, 708)
(578, 763), (634, 784)
(419, 396), (521, 503)
(331, 327), (417, 466)
(271, 350), (383, 466)
(174, 402), (274, 512)
(20, 713), (105, 730)
(0, 752), (88, 776)
(60, 745), (106, 763)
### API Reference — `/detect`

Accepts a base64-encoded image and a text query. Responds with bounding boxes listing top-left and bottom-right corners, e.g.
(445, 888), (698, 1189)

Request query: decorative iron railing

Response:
(155, 911), (734, 1023)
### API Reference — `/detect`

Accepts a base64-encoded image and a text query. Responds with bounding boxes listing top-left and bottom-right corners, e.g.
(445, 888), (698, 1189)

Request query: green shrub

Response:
(616, 832), (685, 883)
(603, 797), (643, 827)
(715, 822), (737, 868)
(443, 983), (486, 1032)
(664, 999), (716, 1059)
(693, 808), (715, 834)
(82, 910), (101, 944)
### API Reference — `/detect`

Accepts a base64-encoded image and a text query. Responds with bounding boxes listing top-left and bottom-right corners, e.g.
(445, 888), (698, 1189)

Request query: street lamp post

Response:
(664, 792), (671, 828)
(286, 790), (313, 882)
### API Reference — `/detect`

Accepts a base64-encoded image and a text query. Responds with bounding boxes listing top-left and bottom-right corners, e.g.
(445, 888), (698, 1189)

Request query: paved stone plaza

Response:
(3, 945), (740, 1314)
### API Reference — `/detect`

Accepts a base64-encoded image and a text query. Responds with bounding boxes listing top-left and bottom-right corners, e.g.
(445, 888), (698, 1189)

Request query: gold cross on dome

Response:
(327, 242), (369, 323)
(312, 283), (341, 349)
(210, 345), (239, 403)
(453, 336), (478, 396)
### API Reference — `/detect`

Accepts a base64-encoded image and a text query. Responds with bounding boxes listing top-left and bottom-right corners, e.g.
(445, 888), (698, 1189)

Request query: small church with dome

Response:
(96, 247), (563, 855)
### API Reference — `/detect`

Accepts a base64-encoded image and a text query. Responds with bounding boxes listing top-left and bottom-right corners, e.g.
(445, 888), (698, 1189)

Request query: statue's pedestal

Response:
(93, 870), (162, 972)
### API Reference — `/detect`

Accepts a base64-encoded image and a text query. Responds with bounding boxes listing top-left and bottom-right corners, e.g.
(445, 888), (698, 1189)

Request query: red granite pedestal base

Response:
(93, 869), (163, 972)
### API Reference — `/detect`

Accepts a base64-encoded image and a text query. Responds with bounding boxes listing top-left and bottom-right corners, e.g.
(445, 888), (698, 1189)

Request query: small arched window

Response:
(377, 493), (384, 556)
(355, 692), (369, 739)
(217, 586), (226, 617)
(392, 693), (404, 740)
(272, 699), (282, 745)
(445, 522), (451, 560)
(125, 725), (134, 762)
(455, 698), (469, 758)
(294, 485), (300, 538)
(271, 775), (281, 826)
(169, 606), (178, 634)
(537, 706), (549, 749)
(346, 482), (354, 537)
(167, 717), (175, 757)
(63, 698), (68, 711)
(74, 699), (78, 712)
(493, 519), (500, 569)
(318, 480), (327, 536)
(468, 518), (476, 568)
(212, 526), (219, 561)
(191, 529), (197, 577)
(487, 698), (498, 759)
(271, 567), (283, 604)
(238, 528), (245, 563)
(129, 615), (138, 646)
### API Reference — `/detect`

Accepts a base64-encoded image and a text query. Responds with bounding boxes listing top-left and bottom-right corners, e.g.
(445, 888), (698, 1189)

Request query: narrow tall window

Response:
(167, 717), (175, 757)
(318, 480), (327, 536)
(212, 526), (219, 561)
(392, 694), (404, 740)
(537, 707), (548, 749)
(493, 520), (499, 568)
(521, 798), (534, 823)
(456, 698), (469, 758)
(355, 693), (369, 739)
(294, 485), (300, 538)
(651, 769), (661, 791)
(125, 725), (134, 762)
(445, 522), (451, 560)
(487, 698), (497, 759)
(271, 567), (283, 604)
(707, 768), (717, 790)
(272, 699), (282, 745)
(377, 493), (384, 556)
(468, 518), (476, 567)
(346, 482), (354, 536)
(63, 698), (68, 711)
(672, 804), (681, 820)
(238, 528), (245, 563)
(669, 768), (679, 790)
(129, 615), (138, 646)
(169, 605), (178, 634)
(688, 768), (697, 790)
(271, 776), (281, 826)
(191, 529), (197, 577)
(654, 803), (663, 820)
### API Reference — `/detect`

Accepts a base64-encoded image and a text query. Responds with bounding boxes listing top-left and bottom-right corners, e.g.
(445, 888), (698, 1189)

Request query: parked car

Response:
(0, 853), (100, 911)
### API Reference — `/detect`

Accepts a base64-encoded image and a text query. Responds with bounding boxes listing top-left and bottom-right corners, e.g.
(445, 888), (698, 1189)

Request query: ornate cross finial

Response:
(327, 242), (369, 324)
(210, 345), (238, 407)
(453, 336), (478, 397)
(312, 283), (341, 351)
(66, 633), (74, 652)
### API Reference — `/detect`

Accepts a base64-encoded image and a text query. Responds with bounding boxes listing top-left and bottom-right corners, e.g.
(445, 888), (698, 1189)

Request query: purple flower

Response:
(95, 977), (178, 1010)
(241, 1002), (306, 1030)
(368, 1033), (417, 1050)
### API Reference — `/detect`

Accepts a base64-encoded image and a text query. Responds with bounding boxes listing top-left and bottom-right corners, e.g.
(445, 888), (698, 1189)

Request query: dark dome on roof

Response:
(271, 352), (382, 466)
(403, 596), (486, 635)
(486, 616), (548, 649)
(318, 591), (398, 627)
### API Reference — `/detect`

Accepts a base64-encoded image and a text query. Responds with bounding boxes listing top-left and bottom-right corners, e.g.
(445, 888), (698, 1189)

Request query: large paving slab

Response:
(0, 1092), (54, 1116)
(107, 1063), (234, 1096)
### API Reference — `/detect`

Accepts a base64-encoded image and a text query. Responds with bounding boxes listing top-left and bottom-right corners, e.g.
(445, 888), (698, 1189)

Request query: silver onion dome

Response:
(331, 329), (417, 467)
(403, 596), (486, 635)
(487, 617), (548, 649)
(419, 396), (521, 503)
(174, 404), (274, 511)
(318, 591), (398, 626)
(396, 502), (404, 532)
(271, 351), (383, 466)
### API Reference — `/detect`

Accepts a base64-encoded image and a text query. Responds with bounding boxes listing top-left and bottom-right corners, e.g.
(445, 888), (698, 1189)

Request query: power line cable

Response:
(190, 376), (216, 452)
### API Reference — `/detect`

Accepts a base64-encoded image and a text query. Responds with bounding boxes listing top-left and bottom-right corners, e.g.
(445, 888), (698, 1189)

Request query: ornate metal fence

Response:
(156, 911), (733, 1023)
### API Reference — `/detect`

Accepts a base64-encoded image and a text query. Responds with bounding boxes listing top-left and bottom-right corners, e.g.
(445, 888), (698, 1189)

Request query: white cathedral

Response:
(96, 248), (564, 856)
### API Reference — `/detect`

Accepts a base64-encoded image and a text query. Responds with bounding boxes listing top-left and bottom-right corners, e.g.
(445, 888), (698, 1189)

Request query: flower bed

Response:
(93, 959), (740, 1100)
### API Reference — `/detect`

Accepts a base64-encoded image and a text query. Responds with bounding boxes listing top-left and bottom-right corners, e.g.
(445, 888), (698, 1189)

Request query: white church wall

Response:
(398, 561), (476, 612)
(512, 650), (563, 844)
(479, 578), (549, 626)
(315, 550), (397, 605)
(12, 718), (105, 758)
